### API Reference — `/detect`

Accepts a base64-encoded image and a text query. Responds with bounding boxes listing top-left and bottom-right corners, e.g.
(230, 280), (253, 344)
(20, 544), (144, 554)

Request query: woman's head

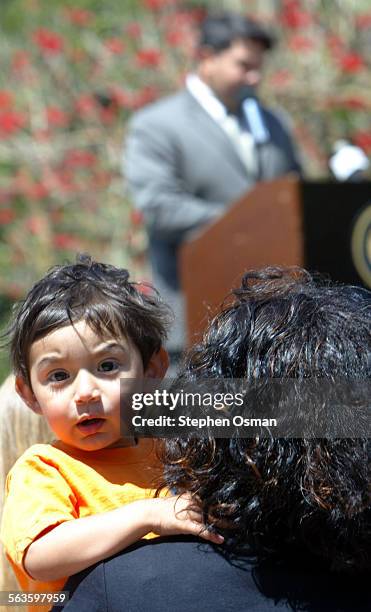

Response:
(160, 268), (370, 572)
(184, 266), (369, 379)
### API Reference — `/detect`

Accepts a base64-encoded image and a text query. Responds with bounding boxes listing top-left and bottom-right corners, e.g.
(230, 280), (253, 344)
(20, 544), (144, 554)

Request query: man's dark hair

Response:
(199, 12), (275, 52)
(159, 267), (371, 572)
(6, 254), (171, 383)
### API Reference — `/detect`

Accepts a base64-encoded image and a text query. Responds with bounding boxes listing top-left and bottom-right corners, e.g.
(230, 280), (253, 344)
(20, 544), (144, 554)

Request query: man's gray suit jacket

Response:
(124, 89), (301, 352)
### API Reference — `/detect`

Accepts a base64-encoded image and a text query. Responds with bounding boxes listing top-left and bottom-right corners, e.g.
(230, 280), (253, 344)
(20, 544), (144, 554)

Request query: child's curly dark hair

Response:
(5, 254), (171, 383)
(159, 267), (370, 573)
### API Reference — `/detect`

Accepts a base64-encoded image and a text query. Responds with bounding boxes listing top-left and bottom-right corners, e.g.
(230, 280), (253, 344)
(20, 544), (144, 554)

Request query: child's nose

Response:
(74, 371), (100, 404)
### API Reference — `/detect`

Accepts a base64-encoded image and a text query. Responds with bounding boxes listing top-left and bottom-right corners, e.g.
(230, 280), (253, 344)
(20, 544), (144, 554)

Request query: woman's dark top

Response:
(57, 536), (369, 612)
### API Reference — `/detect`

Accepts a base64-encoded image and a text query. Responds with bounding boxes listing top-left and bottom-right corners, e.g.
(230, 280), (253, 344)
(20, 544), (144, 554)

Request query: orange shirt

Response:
(1, 439), (161, 610)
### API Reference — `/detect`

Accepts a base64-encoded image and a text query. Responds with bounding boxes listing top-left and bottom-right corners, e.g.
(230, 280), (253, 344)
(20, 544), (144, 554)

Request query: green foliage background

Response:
(0, 0), (370, 381)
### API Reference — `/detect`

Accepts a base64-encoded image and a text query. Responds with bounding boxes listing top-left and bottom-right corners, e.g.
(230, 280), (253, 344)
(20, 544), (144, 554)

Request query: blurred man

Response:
(124, 12), (302, 365)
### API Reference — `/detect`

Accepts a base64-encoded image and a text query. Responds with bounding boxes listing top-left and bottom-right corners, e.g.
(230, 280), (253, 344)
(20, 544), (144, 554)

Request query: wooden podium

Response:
(179, 176), (371, 344)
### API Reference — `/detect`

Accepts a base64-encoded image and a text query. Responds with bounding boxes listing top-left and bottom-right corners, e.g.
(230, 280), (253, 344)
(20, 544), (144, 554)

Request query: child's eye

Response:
(98, 360), (119, 373)
(48, 370), (69, 383)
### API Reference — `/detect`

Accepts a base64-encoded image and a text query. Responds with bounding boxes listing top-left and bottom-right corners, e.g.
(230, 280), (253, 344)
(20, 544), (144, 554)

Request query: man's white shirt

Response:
(186, 73), (257, 175)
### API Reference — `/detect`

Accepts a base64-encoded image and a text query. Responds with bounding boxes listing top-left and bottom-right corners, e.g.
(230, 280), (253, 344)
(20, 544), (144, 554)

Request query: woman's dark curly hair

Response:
(159, 267), (371, 572)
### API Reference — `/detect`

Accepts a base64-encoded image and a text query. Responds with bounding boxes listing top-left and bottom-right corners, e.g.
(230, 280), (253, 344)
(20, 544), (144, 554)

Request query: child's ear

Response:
(15, 375), (42, 415)
(144, 347), (169, 379)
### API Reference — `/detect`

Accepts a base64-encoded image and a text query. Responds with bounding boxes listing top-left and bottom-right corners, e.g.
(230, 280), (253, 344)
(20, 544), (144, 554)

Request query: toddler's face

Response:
(19, 320), (146, 451)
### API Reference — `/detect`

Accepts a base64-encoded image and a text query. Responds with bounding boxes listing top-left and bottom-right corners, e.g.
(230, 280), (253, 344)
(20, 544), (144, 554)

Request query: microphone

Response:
(237, 85), (270, 144)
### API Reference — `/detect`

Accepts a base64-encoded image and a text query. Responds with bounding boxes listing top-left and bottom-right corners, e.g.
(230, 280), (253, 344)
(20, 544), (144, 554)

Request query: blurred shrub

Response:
(0, 0), (369, 340)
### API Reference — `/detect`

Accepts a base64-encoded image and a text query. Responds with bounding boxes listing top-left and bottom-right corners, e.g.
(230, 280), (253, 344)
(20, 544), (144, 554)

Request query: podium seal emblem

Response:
(351, 203), (371, 288)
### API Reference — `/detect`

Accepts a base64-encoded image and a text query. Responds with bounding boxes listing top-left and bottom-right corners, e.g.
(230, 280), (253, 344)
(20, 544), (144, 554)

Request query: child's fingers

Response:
(159, 494), (224, 544)
(183, 519), (224, 544)
(199, 529), (224, 545)
(175, 506), (203, 523)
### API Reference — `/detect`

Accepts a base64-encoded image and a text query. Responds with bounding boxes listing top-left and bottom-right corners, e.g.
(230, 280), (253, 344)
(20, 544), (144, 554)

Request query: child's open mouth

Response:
(76, 417), (105, 435)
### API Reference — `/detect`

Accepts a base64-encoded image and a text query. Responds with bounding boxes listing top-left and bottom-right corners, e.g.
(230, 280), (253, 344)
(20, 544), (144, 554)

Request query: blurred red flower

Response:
(46, 106), (69, 127)
(28, 181), (49, 200)
(288, 35), (314, 52)
(11, 50), (30, 71)
(99, 107), (118, 124)
(339, 52), (364, 74)
(26, 216), (46, 235)
(34, 28), (64, 55)
(89, 169), (112, 189)
(75, 94), (99, 118)
(53, 233), (80, 250)
(189, 7), (208, 24)
(109, 86), (133, 109)
(341, 97), (368, 111)
(0, 188), (11, 205)
(268, 70), (293, 88)
(356, 13), (371, 29)
(136, 48), (162, 68)
(280, 1), (313, 29)
(54, 169), (77, 194)
(104, 38), (126, 54)
(166, 30), (185, 46)
(0, 91), (14, 109)
(325, 96), (368, 111)
(132, 86), (159, 109)
(0, 209), (16, 225)
(125, 22), (142, 39)
(33, 29), (65, 55)
(65, 8), (94, 26)
(64, 149), (98, 168)
(170, 9), (204, 27)
(143, 0), (173, 10)
(14, 172), (50, 199)
(131, 209), (143, 226)
(0, 110), (26, 135)
(353, 131), (371, 153)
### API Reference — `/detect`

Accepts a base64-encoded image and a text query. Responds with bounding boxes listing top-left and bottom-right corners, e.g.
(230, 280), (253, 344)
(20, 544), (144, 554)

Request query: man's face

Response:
(199, 38), (266, 110)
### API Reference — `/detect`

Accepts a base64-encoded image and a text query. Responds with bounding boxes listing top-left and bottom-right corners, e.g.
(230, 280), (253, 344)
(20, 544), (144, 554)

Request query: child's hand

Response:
(150, 494), (224, 545)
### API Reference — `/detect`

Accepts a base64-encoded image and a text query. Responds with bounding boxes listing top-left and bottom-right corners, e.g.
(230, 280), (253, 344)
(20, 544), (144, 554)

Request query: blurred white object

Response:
(242, 98), (270, 144)
(329, 140), (370, 181)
